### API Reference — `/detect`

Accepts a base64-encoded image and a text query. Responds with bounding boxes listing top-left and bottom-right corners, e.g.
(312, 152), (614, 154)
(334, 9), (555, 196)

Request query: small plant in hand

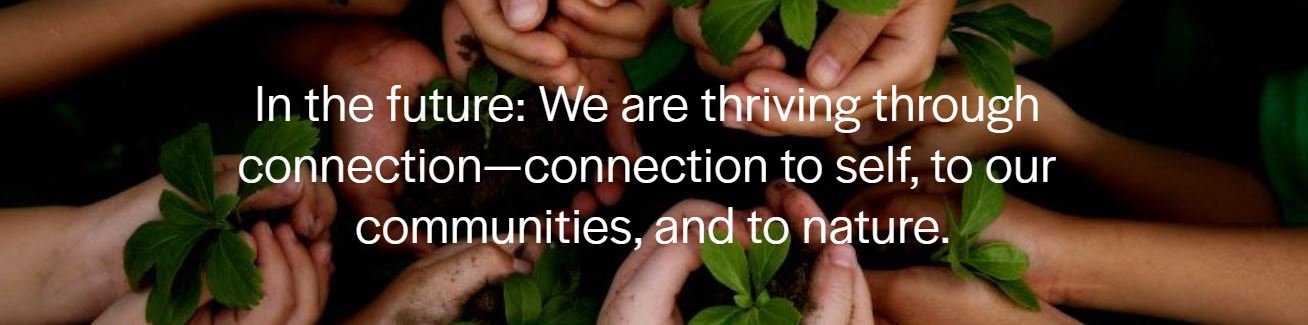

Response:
(668, 0), (898, 67)
(932, 163), (1040, 311)
(689, 224), (802, 325)
(123, 120), (320, 325)
(455, 246), (600, 325)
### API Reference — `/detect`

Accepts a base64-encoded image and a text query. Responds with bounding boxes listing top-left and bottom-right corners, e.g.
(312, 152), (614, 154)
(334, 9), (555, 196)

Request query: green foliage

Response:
(495, 247), (598, 325)
(670, 0), (898, 66)
(624, 26), (690, 94)
(690, 223), (800, 325)
(124, 119), (320, 325)
(418, 64), (535, 149)
(933, 163), (1041, 311)
(948, 3), (1053, 98)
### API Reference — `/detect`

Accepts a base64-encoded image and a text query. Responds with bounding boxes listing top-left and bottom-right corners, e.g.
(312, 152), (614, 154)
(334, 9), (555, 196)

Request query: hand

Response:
(672, 4), (785, 81)
(348, 241), (541, 324)
(864, 267), (1074, 324)
(722, 0), (956, 137)
(830, 67), (1086, 174)
(93, 222), (332, 325)
(546, 0), (670, 60)
(271, 22), (448, 256)
(765, 181), (874, 324)
(443, 0), (584, 88)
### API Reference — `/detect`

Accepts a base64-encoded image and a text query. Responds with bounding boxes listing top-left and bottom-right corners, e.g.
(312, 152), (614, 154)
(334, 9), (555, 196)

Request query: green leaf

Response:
(540, 296), (598, 325)
(503, 274), (543, 325)
(993, 5), (1053, 58)
(239, 118), (320, 199)
(733, 293), (753, 308)
(159, 190), (211, 227)
(964, 242), (1028, 281)
(756, 297), (802, 325)
(159, 124), (215, 209)
(688, 306), (745, 325)
(780, 0), (818, 50)
(469, 64), (499, 97)
(701, 229), (752, 296)
(668, 0), (700, 8)
(700, 0), (781, 66)
(824, 0), (898, 15)
(212, 194), (239, 221)
(951, 12), (1015, 51)
(206, 230), (263, 309)
(146, 256), (204, 325)
(987, 276), (1042, 311)
(151, 225), (209, 302)
(747, 223), (789, 294)
(532, 247), (578, 298)
(958, 163), (1005, 238)
(124, 221), (174, 288)
(924, 65), (946, 94)
(950, 31), (1015, 98)
(624, 26), (690, 94)
(943, 201), (972, 279)
(500, 76), (533, 98)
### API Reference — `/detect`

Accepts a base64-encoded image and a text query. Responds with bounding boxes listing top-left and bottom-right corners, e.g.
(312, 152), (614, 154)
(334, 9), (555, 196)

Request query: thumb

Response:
(807, 13), (889, 89)
(500, 0), (549, 31)
(419, 244), (524, 323)
(803, 245), (860, 325)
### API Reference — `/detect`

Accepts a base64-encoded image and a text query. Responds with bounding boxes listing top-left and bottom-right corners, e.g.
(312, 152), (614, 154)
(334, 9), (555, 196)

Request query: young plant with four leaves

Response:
(418, 63), (533, 149)
(932, 163), (1040, 311)
(668, 0), (899, 66)
(123, 119), (320, 325)
(456, 246), (599, 325)
(689, 224), (801, 325)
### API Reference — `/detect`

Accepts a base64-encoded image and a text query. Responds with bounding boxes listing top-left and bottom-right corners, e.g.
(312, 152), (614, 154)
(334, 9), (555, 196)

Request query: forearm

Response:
(1044, 117), (1278, 225)
(1026, 214), (1308, 323)
(0, 0), (242, 99)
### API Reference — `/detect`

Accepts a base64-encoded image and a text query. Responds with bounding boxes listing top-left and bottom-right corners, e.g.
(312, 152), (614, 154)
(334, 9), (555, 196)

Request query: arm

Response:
(0, 0), (408, 100)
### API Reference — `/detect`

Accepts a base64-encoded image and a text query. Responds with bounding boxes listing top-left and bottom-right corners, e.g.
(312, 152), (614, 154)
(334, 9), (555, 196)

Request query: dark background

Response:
(1, 1), (1304, 323)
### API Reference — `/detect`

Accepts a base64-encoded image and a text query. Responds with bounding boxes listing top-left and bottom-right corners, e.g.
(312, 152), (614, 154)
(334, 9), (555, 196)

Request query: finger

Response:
(455, 0), (568, 67)
(499, 0), (549, 31)
(252, 222), (293, 324)
(850, 253), (875, 325)
(804, 245), (860, 325)
(808, 12), (890, 89)
(276, 225), (321, 325)
(764, 181), (829, 249)
(443, 1), (480, 82)
(430, 244), (524, 321)
(310, 241), (333, 309)
(290, 179), (319, 240)
(558, 0), (669, 41)
(547, 18), (647, 60)
(673, 7), (764, 53)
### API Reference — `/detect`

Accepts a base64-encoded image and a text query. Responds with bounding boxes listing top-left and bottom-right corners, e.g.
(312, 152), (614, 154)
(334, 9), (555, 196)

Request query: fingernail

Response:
(812, 55), (841, 88)
(827, 245), (857, 269)
(507, 0), (540, 29)
(723, 107), (744, 129)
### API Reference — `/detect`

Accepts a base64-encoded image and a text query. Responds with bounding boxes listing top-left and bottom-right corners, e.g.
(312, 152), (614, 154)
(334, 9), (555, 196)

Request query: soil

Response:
(677, 241), (819, 320)
(759, 3), (840, 76)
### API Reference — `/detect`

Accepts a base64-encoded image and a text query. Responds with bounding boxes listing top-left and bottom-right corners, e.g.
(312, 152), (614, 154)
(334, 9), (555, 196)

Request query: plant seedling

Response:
(419, 63), (533, 149)
(939, 2), (1053, 98)
(669, 0), (898, 66)
(931, 161), (1040, 311)
(689, 223), (801, 325)
(123, 119), (320, 325)
(454, 246), (599, 325)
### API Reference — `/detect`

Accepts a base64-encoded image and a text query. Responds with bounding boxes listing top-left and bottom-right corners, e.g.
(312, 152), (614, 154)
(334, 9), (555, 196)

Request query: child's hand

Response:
(348, 241), (540, 324)
(93, 222), (331, 325)
(545, 0), (670, 60)
(672, 4), (785, 81)
(443, 0), (582, 88)
(863, 267), (1075, 324)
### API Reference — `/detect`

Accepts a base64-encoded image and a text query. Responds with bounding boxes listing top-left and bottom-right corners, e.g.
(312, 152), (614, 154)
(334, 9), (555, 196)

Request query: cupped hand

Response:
(547, 0), (671, 60)
(765, 181), (875, 324)
(347, 240), (542, 324)
(94, 222), (332, 325)
(863, 267), (1074, 324)
(444, 0), (583, 88)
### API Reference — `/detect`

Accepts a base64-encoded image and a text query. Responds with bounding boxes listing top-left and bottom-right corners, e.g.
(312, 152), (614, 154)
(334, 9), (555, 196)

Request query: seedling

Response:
(689, 224), (801, 325)
(931, 162), (1040, 310)
(123, 119), (320, 325)
(419, 63), (533, 149)
(668, 0), (898, 66)
(454, 246), (599, 325)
